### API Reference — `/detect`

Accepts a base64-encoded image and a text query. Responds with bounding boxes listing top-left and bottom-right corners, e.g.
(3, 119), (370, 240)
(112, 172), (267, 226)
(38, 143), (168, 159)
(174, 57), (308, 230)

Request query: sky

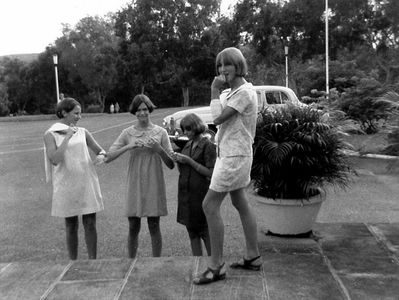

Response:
(0, 0), (238, 56)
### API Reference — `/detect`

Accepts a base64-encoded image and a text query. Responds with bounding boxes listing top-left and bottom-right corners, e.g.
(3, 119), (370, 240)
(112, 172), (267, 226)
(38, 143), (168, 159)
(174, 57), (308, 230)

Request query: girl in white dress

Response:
(44, 98), (105, 260)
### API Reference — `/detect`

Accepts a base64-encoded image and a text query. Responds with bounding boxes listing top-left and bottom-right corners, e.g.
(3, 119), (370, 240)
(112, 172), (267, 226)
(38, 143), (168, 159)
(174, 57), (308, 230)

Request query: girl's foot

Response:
(230, 255), (262, 271)
(193, 262), (226, 285)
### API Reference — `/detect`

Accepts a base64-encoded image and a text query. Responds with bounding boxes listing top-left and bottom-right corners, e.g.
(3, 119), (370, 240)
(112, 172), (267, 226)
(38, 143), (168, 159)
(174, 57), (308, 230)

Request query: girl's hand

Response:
(171, 151), (178, 161)
(93, 153), (106, 165)
(145, 137), (162, 152)
(65, 125), (77, 138)
(174, 152), (190, 164)
(211, 74), (226, 90)
(127, 140), (143, 150)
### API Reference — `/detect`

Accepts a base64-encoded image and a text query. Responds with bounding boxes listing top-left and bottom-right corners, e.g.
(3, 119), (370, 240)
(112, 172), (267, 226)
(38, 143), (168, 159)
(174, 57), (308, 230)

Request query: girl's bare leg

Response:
(230, 188), (260, 260)
(202, 189), (226, 269)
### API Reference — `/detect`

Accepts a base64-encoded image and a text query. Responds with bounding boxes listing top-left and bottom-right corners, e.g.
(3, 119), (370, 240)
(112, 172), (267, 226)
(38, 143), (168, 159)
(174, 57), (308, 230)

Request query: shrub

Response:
(85, 105), (102, 113)
(251, 105), (353, 199)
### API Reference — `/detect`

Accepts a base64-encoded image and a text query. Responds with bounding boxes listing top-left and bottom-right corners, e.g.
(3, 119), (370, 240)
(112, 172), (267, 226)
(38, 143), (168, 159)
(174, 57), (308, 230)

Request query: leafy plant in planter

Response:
(251, 105), (354, 235)
(252, 105), (353, 200)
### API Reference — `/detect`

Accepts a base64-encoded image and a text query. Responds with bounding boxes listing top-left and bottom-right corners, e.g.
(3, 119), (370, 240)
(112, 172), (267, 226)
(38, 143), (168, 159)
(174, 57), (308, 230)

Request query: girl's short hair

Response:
(180, 113), (207, 135)
(129, 94), (156, 115)
(215, 47), (248, 77)
(56, 98), (81, 119)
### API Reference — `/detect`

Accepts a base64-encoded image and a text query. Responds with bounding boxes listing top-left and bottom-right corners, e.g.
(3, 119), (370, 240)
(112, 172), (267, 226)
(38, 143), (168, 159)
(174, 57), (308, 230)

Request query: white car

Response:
(163, 85), (306, 147)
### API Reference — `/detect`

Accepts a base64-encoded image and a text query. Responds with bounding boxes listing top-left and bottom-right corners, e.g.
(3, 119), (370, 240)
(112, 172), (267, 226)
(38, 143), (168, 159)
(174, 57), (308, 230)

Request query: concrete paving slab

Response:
(372, 223), (399, 246)
(327, 254), (399, 275)
(313, 223), (373, 237)
(262, 253), (344, 300)
(258, 234), (321, 255)
(62, 258), (133, 281)
(319, 236), (389, 257)
(120, 256), (194, 300)
(339, 275), (399, 300)
(0, 261), (69, 300)
(46, 280), (124, 300)
(1, 223), (399, 299)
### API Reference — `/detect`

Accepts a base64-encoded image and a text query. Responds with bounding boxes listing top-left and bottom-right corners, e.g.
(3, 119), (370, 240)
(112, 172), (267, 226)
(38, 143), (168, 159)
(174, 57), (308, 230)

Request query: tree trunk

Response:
(182, 87), (189, 107)
(95, 88), (105, 113)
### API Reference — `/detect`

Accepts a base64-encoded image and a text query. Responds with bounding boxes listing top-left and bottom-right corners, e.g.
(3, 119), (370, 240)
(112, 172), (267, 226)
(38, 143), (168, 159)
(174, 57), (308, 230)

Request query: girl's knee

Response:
(82, 213), (96, 228)
(128, 217), (141, 232)
(147, 217), (160, 233)
(202, 190), (225, 216)
(202, 200), (219, 217)
(65, 216), (79, 232)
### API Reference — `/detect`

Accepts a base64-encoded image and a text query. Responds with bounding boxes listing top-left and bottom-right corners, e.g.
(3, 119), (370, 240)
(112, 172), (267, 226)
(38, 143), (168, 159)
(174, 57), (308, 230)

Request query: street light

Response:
(325, 0), (329, 101)
(52, 54), (60, 104)
(284, 46), (289, 88)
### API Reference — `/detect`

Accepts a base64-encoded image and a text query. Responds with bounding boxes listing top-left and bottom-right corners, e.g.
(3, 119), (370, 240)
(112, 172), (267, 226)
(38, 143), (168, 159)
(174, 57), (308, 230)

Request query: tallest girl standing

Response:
(194, 47), (261, 284)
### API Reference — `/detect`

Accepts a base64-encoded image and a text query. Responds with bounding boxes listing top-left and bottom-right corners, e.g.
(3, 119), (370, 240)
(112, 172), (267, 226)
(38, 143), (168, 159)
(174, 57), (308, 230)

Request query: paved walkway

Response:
(1, 222), (398, 300)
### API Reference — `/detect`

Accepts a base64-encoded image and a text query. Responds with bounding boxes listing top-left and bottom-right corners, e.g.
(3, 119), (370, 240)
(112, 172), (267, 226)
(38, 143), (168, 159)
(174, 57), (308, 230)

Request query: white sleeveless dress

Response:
(45, 125), (104, 217)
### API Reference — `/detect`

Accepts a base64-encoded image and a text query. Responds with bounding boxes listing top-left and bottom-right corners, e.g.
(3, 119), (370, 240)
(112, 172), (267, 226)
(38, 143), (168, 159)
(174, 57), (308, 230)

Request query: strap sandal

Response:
(193, 262), (226, 285)
(230, 255), (262, 271)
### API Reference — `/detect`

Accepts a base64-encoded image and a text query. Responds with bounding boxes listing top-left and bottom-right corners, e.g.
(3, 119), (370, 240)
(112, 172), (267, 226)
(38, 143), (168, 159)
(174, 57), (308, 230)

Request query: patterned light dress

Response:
(44, 125), (104, 218)
(210, 82), (258, 192)
(109, 125), (173, 217)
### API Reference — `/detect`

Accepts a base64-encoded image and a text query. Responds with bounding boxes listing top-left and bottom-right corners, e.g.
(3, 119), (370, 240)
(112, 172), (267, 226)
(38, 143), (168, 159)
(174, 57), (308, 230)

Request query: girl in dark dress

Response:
(173, 113), (216, 256)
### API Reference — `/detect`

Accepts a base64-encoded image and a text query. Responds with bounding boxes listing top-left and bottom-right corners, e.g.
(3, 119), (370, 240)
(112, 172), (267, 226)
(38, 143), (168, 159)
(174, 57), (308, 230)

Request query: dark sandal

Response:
(230, 256), (262, 271)
(193, 263), (226, 285)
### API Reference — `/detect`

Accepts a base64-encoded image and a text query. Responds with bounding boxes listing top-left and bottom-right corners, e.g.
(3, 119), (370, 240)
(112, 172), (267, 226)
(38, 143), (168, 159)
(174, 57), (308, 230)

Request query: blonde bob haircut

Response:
(180, 113), (207, 135)
(215, 47), (248, 77)
(129, 94), (156, 115)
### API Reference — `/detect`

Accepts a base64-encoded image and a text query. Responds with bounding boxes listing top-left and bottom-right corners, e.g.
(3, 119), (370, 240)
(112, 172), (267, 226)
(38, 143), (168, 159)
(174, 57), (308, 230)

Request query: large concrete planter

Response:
(256, 193), (325, 235)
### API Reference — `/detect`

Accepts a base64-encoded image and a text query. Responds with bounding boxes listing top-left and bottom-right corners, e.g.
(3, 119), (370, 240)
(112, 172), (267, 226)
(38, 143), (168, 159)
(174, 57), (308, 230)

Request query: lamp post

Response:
(52, 54), (60, 104)
(284, 46), (289, 88)
(325, 0), (329, 101)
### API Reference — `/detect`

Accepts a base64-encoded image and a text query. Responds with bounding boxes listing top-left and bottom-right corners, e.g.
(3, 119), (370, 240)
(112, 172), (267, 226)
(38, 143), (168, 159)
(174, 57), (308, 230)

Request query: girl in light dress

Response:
(44, 98), (105, 260)
(106, 94), (175, 258)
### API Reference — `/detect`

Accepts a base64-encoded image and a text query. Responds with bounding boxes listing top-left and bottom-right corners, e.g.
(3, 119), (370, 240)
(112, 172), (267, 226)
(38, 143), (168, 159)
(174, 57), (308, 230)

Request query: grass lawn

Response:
(343, 132), (390, 155)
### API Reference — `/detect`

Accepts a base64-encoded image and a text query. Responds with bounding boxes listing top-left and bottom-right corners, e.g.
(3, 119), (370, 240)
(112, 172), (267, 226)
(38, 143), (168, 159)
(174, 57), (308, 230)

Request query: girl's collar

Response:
(127, 124), (161, 136)
(225, 82), (252, 100)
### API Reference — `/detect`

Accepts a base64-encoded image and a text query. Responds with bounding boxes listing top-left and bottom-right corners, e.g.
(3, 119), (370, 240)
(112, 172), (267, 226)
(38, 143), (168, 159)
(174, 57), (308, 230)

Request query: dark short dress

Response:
(177, 137), (216, 232)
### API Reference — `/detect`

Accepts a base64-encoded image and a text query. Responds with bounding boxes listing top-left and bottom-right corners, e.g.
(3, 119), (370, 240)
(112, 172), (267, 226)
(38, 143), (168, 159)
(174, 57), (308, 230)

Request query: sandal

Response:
(193, 263), (226, 285)
(230, 255), (262, 271)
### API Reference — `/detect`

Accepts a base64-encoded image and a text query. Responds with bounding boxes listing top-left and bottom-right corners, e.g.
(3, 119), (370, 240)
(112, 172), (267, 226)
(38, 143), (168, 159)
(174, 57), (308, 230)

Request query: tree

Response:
(55, 15), (119, 112)
(0, 82), (10, 116)
(115, 0), (220, 107)
(0, 58), (30, 114)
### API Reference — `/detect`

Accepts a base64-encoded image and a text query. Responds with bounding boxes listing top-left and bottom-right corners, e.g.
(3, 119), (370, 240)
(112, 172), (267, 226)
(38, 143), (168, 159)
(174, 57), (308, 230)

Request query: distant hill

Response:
(0, 53), (39, 63)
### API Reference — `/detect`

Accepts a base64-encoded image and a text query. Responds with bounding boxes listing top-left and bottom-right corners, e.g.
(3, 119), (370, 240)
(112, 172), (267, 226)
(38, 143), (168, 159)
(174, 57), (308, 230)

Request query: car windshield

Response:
(265, 91), (289, 104)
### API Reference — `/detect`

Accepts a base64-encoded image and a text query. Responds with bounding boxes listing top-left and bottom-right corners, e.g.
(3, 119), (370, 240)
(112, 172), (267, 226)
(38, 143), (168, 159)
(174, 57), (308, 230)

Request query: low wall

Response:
(348, 155), (399, 175)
